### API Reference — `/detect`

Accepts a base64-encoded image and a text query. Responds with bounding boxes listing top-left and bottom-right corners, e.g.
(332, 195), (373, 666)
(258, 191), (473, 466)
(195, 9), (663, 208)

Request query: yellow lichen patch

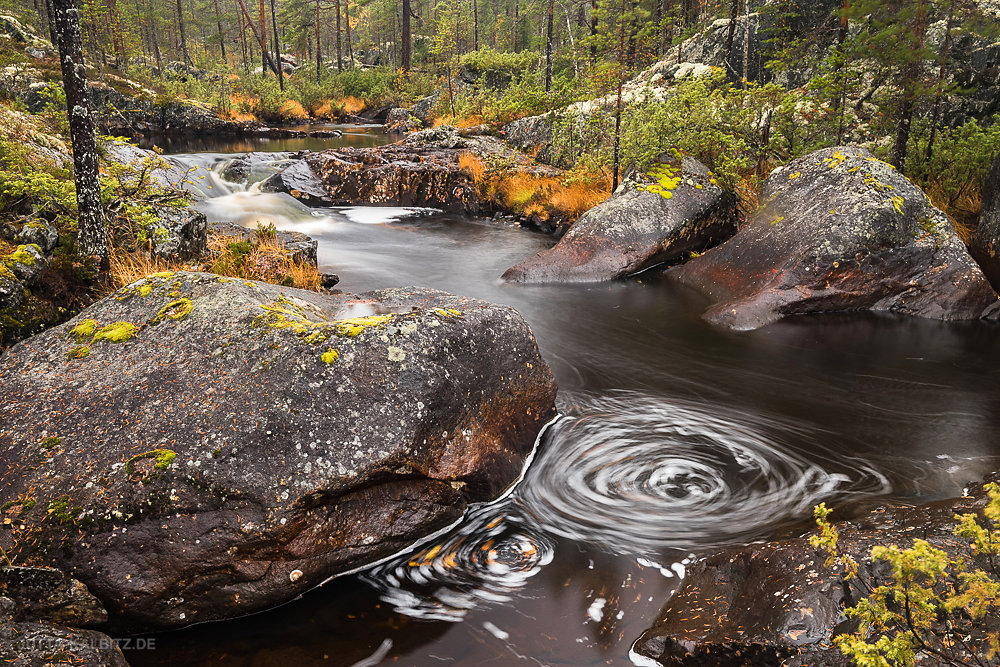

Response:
(891, 196), (905, 215)
(93, 321), (137, 343)
(321, 349), (339, 364)
(138, 284), (153, 297)
(789, 172), (802, 180)
(69, 318), (98, 340)
(66, 346), (90, 360)
(643, 163), (683, 201)
(333, 314), (394, 337)
(155, 298), (194, 322)
(150, 271), (175, 279)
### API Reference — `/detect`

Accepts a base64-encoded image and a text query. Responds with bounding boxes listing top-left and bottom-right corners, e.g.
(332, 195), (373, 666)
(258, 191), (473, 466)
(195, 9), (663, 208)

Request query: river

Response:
(124, 126), (1000, 666)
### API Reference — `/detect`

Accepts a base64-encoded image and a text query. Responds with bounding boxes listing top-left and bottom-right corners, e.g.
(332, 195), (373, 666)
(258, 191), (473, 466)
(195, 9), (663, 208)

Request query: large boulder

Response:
(0, 273), (556, 629)
(220, 151), (290, 184)
(631, 483), (994, 666)
(503, 156), (735, 283)
(0, 567), (107, 627)
(969, 151), (1000, 290)
(150, 206), (208, 260)
(307, 126), (557, 214)
(260, 160), (333, 207)
(503, 113), (555, 165)
(670, 146), (1000, 330)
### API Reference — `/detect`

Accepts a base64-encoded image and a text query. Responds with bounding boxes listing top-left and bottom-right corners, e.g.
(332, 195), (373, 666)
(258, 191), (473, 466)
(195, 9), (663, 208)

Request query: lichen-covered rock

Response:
(631, 483), (996, 667)
(0, 621), (128, 666)
(384, 107), (420, 134)
(0, 567), (107, 627)
(15, 223), (57, 254)
(260, 160), (332, 207)
(502, 113), (555, 164)
(0, 273), (556, 630)
(0, 273), (23, 311)
(6, 244), (45, 286)
(670, 146), (999, 330)
(151, 207), (207, 261)
(970, 152), (1000, 291)
(503, 156), (735, 283)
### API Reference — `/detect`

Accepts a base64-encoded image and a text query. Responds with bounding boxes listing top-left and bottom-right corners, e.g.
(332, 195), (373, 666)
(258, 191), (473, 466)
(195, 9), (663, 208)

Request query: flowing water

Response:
(124, 127), (1000, 666)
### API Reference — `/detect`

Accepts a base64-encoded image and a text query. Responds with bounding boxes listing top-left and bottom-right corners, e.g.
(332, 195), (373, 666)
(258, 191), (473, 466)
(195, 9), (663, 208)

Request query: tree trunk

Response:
(51, 0), (106, 264)
(890, 0), (927, 172)
(612, 0), (630, 191)
(344, 0), (353, 65)
(150, 3), (163, 74)
(545, 0), (554, 92)
(473, 0), (478, 50)
(315, 0), (321, 82)
(401, 0), (411, 72)
(589, 0), (597, 65)
(926, 0), (955, 163)
(513, 0), (519, 52)
(334, 0), (342, 71)
(741, 0), (750, 88)
(213, 0), (227, 61)
(724, 0), (738, 77)
(177, 0), (191, 66)
(44, 0), (58, 48)
(270, 0), (283, 89)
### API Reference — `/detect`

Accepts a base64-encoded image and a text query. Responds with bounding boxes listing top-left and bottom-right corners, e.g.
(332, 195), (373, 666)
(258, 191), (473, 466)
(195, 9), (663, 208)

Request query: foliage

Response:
(814, 484), (1000, 667)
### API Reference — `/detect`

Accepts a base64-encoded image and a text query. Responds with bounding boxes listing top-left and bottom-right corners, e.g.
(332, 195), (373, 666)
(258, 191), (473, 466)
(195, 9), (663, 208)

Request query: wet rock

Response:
(409, 81), (471, 124)
(969, 152), (1000, 290)
(0, 273), (557, 629)
(220, 151), (289, 184)
(260, 160), (333, 207)
(308, 129), (343, 138)
(0, 621), (128, 666)
(102, 140), (191, 190)
(15, 223), (57, 254)
(670, 146), (999, 330)
(503, 156), (735, 283)
(209, 221), (318, 267)
(308, 126), (558, 215)
(320, 272), (340, 288)
(631, 486), (993, 666)
(150, 207), (208, 261)
(0, 567), (107, 627)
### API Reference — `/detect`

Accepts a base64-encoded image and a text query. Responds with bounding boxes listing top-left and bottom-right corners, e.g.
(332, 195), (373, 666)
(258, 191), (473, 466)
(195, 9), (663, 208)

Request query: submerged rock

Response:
(503, 156), (735, 283)
(970, 152), (1000, 291)
(670, 146), (999, 330)
(631, 484), (994, 666)
(0, 273), (556, 629)
(220, 151), (290, 184)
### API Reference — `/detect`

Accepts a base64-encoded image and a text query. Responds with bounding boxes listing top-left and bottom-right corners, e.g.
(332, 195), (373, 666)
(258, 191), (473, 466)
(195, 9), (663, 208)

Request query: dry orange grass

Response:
(312, 99), (336, 119)
(338, 96), (365, 115)
(277, 99), (309, 121)
(925, 182), (981, 243)
(107, 233), (322, 294)
(432, 115), (482, 129)
(459, 153), (610, 222)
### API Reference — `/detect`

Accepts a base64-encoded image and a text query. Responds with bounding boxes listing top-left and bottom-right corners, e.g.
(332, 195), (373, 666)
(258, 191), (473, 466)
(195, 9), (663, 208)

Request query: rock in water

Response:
(0, 622), (129, 666)
(260, 160), (333, 207)
(503, 156), (735, 283)
(0, 273), (557, 629)
(970, 152), (1000, 291)
(670, 146), (999, 330)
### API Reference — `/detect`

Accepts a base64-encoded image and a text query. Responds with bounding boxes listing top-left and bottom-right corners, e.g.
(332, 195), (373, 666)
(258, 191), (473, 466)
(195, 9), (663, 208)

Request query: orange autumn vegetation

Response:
(433, 115), (484, 129)
(277, 99), (309, 121)
(312, 96), (366, 119)
(108, 231), (321, 293)
(458, 153), (610, 222)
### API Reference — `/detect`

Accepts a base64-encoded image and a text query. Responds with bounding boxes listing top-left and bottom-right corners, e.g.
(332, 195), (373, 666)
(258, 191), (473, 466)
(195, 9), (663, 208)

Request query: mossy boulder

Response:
(0, 272), (556, 630)
(670, 146), (1000, 330)
(503, 155), (735, 283)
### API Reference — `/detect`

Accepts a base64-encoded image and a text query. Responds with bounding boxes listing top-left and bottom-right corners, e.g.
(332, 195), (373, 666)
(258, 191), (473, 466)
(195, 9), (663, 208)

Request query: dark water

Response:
(136, 123), (393, 154)
(124, 132), (1000, 666)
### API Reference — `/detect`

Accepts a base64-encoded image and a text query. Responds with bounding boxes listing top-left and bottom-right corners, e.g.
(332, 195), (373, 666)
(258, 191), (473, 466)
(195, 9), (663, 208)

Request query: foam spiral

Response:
(363, 504), (554, 622)
(515, 392), (889, 554)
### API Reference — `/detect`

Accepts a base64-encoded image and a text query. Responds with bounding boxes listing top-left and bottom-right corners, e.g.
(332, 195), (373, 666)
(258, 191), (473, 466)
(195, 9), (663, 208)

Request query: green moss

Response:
(125, 448), (177, 475)
(321, 349), (340, 364)
(69, 318), (97, 339)
(46, 495), (85, 525)
(6, 245), (36, 267)
(138, 284), (152, 297)
(155, 298), (193, 322)
(93, 321), (137, 343)
(40, 436), (62, 450)
(66, 345), (90, 359)
(150, 271), (175, 278)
